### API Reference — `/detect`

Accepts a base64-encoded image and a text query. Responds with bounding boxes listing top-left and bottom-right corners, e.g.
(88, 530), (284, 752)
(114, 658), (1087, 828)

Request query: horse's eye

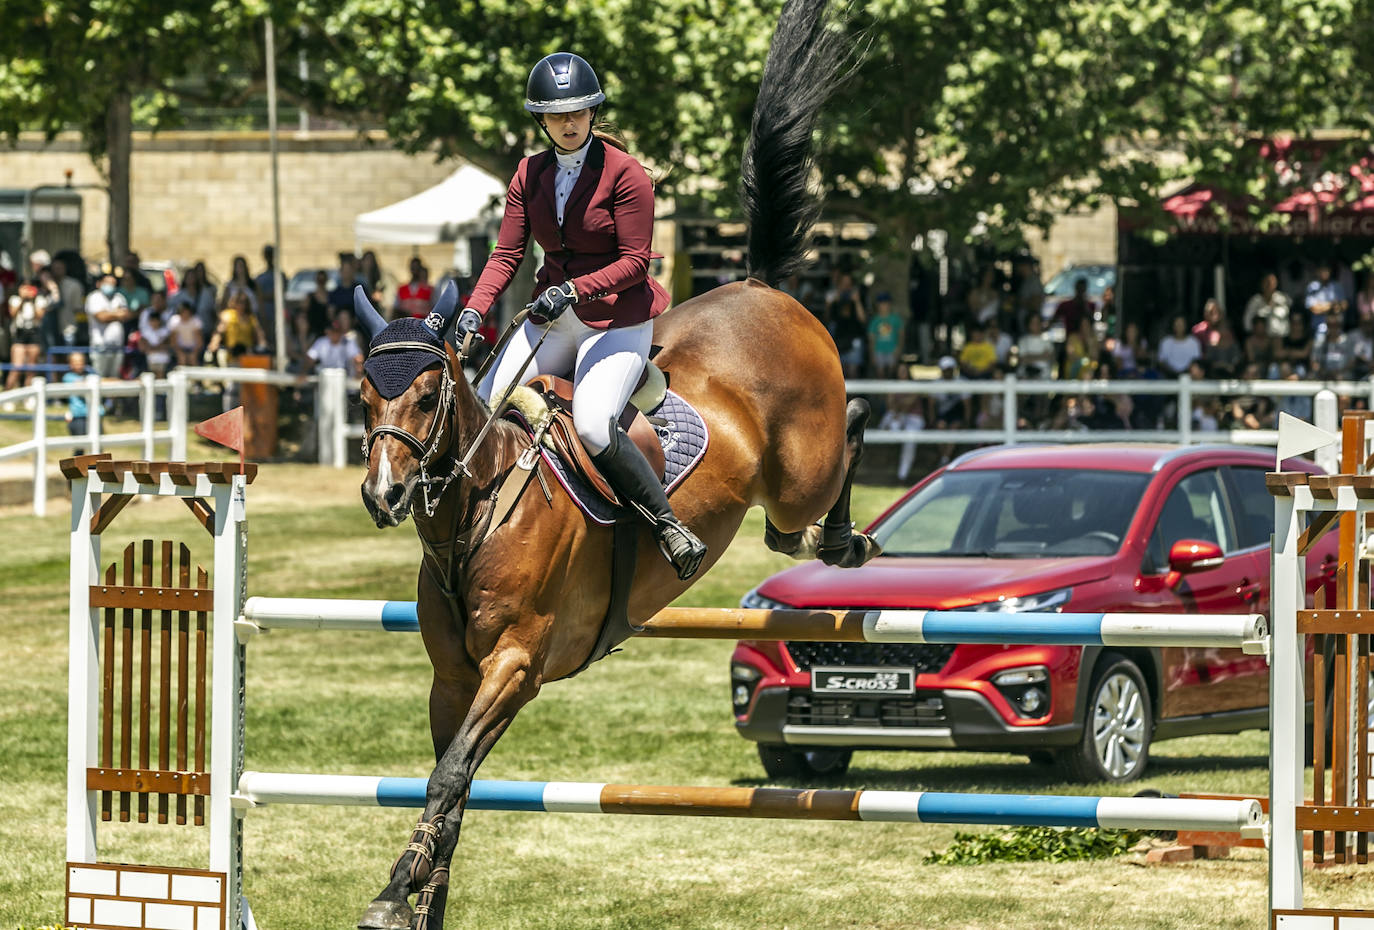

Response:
(418, 391), (439, 412)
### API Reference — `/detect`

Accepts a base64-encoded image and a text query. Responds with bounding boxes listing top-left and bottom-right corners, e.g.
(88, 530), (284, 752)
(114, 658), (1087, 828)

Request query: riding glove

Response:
(530, 282), (577, 321)
(455, 308), (482, 335)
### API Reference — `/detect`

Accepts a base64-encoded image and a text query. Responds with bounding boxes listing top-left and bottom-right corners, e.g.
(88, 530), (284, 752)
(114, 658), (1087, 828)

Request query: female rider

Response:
(457, 52), (707, 581)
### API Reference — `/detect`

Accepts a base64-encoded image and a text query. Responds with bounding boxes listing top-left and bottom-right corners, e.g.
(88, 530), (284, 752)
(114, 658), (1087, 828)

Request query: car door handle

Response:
(1237, 580), (1261, 603)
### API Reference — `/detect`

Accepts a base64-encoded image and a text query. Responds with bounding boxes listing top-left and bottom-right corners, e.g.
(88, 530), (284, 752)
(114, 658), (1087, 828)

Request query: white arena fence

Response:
(1, 370), (1358, 515)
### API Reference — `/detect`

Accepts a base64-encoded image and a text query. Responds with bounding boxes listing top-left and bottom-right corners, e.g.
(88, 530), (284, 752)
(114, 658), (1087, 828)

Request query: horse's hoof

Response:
(358, 898), (414, 930)
(818, 533), (882, 568)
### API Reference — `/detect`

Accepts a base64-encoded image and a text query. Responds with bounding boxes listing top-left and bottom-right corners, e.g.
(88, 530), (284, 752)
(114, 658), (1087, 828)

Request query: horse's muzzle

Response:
(361, 479), (413, 528)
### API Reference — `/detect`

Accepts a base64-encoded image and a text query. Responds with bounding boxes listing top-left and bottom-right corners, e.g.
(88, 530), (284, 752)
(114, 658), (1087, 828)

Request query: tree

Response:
(0, 0), (268, 261)
(816, 0), (1368, 305)
(283, 0), (1370, 311)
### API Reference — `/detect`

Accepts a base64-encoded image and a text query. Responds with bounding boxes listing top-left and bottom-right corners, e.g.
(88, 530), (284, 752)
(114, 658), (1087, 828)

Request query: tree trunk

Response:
(872, 214), (917, 314)
(105, 90), (133, 263)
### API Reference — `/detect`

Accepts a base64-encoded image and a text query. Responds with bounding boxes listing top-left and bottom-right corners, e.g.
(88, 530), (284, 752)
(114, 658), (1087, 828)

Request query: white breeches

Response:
(478, 312), (653, 454)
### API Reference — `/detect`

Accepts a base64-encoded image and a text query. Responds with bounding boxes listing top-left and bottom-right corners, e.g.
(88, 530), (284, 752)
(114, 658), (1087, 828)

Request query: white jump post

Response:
(33, 376), (48, 517)
(64, 456), (251, 930)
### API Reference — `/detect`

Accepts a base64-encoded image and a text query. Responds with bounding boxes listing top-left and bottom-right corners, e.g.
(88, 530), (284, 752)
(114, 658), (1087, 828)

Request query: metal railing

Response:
(846, 373), (1351, 472)
(1, 368), (1362, 516)
(0, 373), (181, 516)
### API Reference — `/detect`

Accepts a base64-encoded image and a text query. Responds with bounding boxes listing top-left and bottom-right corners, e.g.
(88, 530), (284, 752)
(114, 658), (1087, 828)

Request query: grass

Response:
(0, 456), (1367, 929)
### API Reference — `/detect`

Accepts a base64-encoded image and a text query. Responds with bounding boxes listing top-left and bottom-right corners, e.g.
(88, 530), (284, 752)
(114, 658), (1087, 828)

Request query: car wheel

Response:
(756, 744), (853, 780)
(1060, 653), (1152, 783)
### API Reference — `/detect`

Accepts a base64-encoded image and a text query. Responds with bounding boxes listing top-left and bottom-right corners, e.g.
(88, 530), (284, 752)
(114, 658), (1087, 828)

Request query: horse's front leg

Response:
(358, 641), (539, 930)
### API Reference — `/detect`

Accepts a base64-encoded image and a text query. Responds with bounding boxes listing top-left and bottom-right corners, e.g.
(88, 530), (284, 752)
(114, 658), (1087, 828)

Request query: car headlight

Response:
(958, 587), (1073, 613)
(740, 588), (789, 610)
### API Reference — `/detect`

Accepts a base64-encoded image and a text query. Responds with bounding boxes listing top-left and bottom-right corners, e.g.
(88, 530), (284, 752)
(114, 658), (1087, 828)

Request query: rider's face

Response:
(543, 108), (592, 152)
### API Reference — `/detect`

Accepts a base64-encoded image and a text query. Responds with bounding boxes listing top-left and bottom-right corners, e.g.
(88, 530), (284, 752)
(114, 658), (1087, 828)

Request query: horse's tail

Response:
(741, 0), (852, 287)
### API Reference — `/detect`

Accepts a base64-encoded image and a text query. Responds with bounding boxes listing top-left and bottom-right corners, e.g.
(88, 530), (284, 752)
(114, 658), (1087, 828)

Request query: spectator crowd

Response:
(4, 238), (1369, 480)
(0, 246), (462, 418)
(777, 254), (1374, 482)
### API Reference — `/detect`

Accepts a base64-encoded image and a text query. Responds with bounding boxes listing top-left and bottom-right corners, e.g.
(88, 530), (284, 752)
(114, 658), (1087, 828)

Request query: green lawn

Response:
(0, 458), (1363, 929)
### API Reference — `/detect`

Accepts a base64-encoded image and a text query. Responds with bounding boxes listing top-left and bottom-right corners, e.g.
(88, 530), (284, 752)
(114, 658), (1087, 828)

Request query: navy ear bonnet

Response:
(356, 282), (459, 400)
(363, 317), (447, 399)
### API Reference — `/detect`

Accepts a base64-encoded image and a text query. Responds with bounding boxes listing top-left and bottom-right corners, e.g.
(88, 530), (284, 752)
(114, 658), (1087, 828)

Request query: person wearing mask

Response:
(85, 267), (131, 379)
(455, 52), (705, 580)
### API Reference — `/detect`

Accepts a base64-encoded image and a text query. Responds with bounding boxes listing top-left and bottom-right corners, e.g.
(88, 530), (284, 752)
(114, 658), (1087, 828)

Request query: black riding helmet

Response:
(524, 52), (605, 114)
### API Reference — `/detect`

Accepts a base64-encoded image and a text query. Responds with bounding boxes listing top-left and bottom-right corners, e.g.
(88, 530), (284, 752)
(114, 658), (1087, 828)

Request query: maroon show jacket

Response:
(465, 136), (671, 329)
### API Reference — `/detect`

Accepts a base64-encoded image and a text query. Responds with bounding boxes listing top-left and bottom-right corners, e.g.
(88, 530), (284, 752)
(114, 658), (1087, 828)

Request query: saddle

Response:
(525, 360), (668, 507)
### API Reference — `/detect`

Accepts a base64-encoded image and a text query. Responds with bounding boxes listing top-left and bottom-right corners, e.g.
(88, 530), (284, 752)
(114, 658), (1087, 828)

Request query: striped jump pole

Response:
(235, 771), (1264, 835)
(239, 598), (1268, 652)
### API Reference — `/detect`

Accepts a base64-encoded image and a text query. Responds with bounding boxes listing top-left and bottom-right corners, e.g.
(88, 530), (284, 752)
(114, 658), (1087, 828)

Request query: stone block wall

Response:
(2, 131), (465, 292)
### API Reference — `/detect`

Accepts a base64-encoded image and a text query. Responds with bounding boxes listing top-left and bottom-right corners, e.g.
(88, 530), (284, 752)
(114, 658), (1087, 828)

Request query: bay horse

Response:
(356, 0), (874, 926)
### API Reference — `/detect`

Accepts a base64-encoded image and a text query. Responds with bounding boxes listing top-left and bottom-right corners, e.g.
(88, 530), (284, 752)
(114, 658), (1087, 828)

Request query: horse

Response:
(355, 1), (874, 926)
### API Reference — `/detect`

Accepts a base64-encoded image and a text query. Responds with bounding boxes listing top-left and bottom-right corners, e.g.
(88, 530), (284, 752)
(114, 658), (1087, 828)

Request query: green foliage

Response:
(924, 825), (1148, 865)
(0, 1), (267, 156)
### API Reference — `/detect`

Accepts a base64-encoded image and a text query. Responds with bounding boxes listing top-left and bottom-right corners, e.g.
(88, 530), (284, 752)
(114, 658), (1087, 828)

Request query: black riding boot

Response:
(592, 425), (708, 580)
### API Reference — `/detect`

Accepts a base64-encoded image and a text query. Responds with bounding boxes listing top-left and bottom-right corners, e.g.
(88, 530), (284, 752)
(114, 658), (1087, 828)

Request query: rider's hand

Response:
(456, 308), (482, 336)
(530, 282), (577, 321)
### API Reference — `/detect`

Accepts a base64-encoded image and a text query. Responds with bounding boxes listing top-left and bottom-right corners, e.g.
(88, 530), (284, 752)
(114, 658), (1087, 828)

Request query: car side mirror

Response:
(1166, 539), (1224, 588)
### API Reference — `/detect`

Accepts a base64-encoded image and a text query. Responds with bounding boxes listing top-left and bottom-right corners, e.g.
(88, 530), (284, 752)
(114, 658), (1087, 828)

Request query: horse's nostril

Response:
(385, 482), (407, 508)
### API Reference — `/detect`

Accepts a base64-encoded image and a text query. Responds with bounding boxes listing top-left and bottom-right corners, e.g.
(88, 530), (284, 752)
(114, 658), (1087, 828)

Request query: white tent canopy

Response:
(353, 164), (505, 245)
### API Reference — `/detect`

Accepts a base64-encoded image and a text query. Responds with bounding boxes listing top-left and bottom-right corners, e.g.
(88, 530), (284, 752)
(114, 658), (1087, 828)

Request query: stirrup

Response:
(656, 518), (707, 581)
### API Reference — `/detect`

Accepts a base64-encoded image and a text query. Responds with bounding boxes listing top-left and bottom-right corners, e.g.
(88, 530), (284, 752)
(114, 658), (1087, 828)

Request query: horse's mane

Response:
(740, 0), (855, 287)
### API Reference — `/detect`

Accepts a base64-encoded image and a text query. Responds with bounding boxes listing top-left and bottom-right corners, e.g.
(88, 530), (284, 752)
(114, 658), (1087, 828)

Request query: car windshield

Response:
(1044, 266), (1115, 298)
(872, 468), (1150, 558)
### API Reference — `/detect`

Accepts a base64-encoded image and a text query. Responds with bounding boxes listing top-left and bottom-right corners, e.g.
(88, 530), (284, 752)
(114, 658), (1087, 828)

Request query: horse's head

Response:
(356, 282), (468, 527)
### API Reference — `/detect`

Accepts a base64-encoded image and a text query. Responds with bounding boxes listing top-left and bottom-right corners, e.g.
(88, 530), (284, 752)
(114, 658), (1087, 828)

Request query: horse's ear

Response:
(353, 286), (387, 340)
(426, 280), (460, 339)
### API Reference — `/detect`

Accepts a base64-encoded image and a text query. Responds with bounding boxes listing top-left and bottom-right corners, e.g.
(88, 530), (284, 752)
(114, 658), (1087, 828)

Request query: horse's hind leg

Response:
(816, 398), (882, 568)
(764, 516), (815, 558)
(358, 644), (537, 930)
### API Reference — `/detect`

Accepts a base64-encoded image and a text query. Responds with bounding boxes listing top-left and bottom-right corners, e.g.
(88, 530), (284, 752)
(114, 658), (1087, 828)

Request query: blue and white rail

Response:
(238, 598), (1268, 653)
(234, 771), (1263, 834)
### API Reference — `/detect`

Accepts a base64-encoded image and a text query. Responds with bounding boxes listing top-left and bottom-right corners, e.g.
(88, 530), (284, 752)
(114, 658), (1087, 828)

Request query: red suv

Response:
(731, 444), (1334, 782)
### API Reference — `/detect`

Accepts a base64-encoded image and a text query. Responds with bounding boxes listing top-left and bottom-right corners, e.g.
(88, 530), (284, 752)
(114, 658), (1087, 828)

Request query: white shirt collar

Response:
(555, 138), (592, 170)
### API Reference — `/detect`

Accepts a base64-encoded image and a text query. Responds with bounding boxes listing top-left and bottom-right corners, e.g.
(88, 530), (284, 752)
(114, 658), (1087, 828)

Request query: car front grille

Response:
(783, 641), (956, 675)
(786, 692), (948, 728)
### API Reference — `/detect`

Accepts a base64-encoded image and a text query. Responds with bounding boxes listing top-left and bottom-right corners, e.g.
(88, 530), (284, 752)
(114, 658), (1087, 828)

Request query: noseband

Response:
(362, 340), (460, 517)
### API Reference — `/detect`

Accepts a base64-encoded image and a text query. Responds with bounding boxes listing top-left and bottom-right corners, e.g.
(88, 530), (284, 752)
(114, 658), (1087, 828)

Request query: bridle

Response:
(361, 308), (532, 520)
(361, 338), (465, 518)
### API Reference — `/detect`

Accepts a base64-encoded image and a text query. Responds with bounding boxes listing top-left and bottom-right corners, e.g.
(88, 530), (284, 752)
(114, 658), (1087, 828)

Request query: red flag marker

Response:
(194, 406), (246, 474)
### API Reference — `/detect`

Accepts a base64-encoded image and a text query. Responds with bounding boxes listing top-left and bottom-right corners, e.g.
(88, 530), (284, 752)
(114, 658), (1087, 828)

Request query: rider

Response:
(456, 52), (708, 581)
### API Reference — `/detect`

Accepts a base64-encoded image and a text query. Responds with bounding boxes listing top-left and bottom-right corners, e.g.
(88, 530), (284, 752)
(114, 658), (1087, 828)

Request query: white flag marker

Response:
(1275, 412), (1339, 470)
